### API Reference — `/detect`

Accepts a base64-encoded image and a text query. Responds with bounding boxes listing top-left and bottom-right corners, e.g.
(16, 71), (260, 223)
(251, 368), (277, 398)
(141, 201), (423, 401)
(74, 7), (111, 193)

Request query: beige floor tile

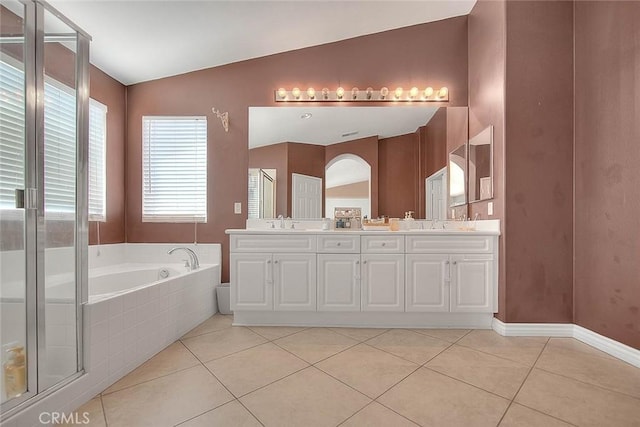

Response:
(546, 337), (618, 360)
(274, 328), (358, 364)
(365, 329), (450, 364)
(378, 367), (510, 426)
(181, 326), (266, 362)
(341, 402), (419, 427)
(247, 325), (307, 340)
(426, 344), (530, 399)
(316, 343), (417, 398)
(102, 365), (233, 427)
(515, 368), (640, 427)
(103, 342), (200, 394)
(536, 338), (640, 398)
(57, 397), (106, 426)
(240, 367), (371, 427)
(178, 400), (261, 427)
(181, 314), (233, 339)
(329, 327), (389, 341)
(457, 330), (548, 366)
(409, 328), (471, 343)
(499, 403), (573, 427)
(206, 342), (309, 397)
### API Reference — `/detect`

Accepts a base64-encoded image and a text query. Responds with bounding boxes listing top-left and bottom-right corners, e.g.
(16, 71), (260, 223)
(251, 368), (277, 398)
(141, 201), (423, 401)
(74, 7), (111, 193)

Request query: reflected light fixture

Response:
(274, 85), (449, 102)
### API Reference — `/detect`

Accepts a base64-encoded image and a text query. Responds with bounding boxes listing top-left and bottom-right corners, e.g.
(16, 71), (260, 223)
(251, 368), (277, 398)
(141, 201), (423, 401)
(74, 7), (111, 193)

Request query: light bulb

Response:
(409, 87), (419, 99)
(322, 88), (330, 100)
(277, 88), (287, 99)
(380, 87), (389, 99)
(292, 87), (301, 99)
(336, 87), (345, 100)
(366, 87), (373, 100)
(424, 87), (434, 98)
(307, 87), (316, 100)
(351, 87), (359, 100)
(438, 87), (448, 98)
(394, 87), (403, 99)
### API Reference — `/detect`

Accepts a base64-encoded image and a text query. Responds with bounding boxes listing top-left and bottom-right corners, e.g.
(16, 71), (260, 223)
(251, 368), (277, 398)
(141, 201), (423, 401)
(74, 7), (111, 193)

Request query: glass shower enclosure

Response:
(0, 0), (89, 418)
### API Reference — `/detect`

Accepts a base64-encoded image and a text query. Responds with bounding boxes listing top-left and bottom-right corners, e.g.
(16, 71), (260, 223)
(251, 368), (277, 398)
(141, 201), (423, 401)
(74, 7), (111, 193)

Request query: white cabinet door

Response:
(317, 254), (360, 311)
(450, 254), (494, 312)
(361, 254), (405, 312)
(230, 253), (273, 311)
(273, 253), (317, 311)
(405, 254), (449, 312)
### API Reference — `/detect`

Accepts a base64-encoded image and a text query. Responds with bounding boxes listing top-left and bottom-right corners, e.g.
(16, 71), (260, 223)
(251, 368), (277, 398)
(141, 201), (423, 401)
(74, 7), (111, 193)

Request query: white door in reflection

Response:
(325, 154), (371, 219)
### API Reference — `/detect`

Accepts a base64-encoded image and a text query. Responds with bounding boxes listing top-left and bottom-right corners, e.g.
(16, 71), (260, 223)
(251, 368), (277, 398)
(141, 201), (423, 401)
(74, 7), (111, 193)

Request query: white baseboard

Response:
(492, 319), (640, 368)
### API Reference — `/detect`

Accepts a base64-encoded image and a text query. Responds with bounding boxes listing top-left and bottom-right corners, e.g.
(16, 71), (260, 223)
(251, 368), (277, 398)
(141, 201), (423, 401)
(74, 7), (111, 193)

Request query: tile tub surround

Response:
(59, 314), (640, 426)
(1, 243), (221, 427)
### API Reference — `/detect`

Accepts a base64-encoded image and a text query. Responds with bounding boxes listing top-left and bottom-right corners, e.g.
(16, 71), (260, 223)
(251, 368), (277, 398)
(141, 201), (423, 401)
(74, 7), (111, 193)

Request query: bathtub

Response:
(83, 243), (221, 399)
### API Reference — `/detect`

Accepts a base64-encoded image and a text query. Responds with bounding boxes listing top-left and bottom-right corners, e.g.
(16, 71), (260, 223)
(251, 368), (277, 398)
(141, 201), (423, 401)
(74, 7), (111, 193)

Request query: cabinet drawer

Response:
(230, 234), (316, 253)
(406, 235), (494, 254)
(317, 235), (360, 253)
(361, 235), (405, 253)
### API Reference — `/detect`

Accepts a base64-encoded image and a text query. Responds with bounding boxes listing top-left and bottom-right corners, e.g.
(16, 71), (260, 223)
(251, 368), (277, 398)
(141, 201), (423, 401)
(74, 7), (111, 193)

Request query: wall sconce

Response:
(211, 107), (229, 132)
(274, 85), (449, 102)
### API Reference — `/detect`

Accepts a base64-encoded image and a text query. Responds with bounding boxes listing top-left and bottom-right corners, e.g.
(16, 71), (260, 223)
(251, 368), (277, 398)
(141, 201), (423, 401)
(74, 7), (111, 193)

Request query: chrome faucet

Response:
(277, 214), (285, 229)
(168, 247), (200, 270)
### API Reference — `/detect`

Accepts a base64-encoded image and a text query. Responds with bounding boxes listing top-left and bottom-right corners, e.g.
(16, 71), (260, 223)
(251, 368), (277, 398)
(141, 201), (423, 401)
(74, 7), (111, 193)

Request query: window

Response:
(0, 58), (107, 219)
(88, 100), (107, 221)
(142, 116), (207, 223)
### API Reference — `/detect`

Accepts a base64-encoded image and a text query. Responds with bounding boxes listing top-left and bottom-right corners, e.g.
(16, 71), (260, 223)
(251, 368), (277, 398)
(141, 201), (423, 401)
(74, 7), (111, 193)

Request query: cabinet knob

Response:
(382, 242), (386, 247)
(445, 261), (450, 265)
(267, 260), (271, 264)
(363, 260), (367, 264)
(274, 260), (279, 264)
(355, 260), (360, 265)
(452, 261), (457, 265)
(337, 242), (341, 246)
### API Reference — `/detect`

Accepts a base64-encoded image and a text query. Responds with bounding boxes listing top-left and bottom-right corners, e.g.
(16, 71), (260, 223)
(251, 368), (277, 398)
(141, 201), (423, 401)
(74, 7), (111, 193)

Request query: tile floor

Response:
(65, 314), (640, 427)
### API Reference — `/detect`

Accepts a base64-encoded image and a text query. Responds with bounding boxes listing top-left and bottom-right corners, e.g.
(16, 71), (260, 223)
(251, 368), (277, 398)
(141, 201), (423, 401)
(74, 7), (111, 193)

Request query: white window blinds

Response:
(142, 116), (207, 223)
(0, 58), (107, 218)
(88, 99), (107, 221)
(0, 59), (25, 210)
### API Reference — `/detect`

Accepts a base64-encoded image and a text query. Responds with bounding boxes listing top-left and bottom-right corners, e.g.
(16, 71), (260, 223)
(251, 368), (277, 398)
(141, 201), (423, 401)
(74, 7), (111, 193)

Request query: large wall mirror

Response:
(468, 125), (493, 202)
(248, 106), (468, 219)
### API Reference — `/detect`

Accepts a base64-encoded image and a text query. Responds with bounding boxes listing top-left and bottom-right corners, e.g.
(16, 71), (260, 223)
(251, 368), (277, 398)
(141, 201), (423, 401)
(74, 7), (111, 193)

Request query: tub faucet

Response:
(168, 247), (200, 270)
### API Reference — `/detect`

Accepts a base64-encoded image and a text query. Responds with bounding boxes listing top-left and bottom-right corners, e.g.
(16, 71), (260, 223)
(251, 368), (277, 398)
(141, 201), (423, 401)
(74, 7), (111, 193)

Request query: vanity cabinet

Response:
(361, 254), (405, 311)
(228, 229), (499, 327)
(317, 254), (360, 311)
(405, 235), (496, 313)
(230, 235), (317, 312)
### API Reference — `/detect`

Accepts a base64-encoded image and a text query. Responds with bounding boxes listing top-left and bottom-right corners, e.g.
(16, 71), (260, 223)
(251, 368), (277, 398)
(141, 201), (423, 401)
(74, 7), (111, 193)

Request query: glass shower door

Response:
(0, 0), (36, 407)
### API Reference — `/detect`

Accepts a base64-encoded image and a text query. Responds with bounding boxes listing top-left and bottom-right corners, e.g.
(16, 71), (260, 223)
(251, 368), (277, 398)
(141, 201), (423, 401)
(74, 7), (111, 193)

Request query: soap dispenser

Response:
(3, 345), (26, 399)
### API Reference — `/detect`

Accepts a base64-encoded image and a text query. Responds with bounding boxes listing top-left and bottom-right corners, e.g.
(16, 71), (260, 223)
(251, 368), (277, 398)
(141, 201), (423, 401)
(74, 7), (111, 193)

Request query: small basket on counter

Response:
(362, 217), (391, 231)
(334, 207), (362, 230)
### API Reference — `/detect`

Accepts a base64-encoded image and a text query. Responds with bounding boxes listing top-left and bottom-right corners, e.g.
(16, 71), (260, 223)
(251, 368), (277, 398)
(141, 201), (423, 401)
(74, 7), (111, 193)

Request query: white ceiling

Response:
(326, 158), (370, 188)
(248, 106), (439, 148)
(48, 1), (476, 85)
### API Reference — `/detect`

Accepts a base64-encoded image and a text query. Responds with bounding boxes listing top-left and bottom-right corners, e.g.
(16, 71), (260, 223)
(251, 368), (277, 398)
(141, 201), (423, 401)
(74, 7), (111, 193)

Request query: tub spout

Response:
(168, 247), (200, 270)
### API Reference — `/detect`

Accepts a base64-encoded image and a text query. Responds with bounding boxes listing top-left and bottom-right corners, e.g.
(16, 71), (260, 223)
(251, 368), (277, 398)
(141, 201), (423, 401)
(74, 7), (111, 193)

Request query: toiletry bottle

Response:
(4, 346), (26, 399)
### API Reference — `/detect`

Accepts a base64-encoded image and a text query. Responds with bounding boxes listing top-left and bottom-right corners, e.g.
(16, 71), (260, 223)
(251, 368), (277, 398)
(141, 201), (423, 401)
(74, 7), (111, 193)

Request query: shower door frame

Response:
(1, 0), (90, 419)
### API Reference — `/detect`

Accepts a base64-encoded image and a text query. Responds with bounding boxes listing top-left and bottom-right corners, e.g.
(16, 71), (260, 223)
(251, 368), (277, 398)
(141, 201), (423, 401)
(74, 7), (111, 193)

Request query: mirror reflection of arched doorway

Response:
(325, 154), (371, 218)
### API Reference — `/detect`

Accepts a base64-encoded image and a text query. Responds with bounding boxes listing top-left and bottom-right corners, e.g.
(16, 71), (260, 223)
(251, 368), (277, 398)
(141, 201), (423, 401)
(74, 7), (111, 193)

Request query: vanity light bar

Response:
(274, 86), (449, 102)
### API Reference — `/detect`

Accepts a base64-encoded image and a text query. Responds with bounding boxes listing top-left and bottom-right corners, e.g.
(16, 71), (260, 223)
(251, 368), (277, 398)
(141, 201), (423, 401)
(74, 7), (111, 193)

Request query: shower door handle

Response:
(15, 188), (37, 210)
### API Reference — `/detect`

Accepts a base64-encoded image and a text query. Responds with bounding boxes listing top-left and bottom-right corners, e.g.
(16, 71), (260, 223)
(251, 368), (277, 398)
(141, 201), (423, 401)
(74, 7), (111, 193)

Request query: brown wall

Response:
(378, 133), (419, 218)
(503, 1), (574, 323)
(468, 0), (508, 320)
(325, 136), (380, 218)
(248, 143), (288, 217)
(287, 143), (326, 217)
(88, 65), (127, 245)
(126, 18), (469, 282)
(326, 181), (369, 198)
(574, 1), (640, 348)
